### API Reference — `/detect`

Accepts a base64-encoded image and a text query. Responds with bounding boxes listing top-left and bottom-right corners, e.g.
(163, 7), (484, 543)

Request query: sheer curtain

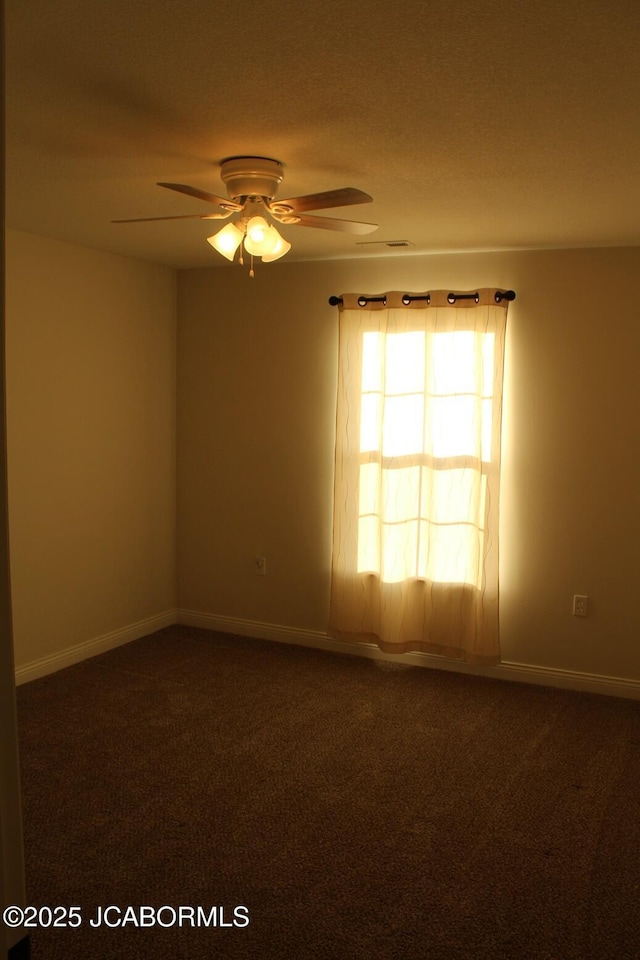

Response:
(329, 289), (511, 664)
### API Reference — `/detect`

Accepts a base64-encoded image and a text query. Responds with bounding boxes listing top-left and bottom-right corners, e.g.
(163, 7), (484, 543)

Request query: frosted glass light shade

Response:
(245, 216), (269, 243)
(207, 222), (244, 261)
(207, 216), (291, 266)
(244, 217), (282, 256)
(261, 233), (291, 262)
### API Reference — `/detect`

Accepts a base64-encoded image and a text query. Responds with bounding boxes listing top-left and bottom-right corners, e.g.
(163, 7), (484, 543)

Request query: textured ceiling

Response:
(5, 0), (640, 269)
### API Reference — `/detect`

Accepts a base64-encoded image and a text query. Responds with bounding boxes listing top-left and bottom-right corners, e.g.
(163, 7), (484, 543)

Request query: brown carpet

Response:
(16, 625), (640, 959)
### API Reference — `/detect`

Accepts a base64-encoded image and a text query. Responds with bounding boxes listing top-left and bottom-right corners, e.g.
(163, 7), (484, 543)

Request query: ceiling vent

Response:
(356, 240), (415, 249)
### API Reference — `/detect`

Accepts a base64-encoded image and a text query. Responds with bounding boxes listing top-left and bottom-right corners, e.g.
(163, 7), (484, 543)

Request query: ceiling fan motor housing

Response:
(220, 156), (284, 201)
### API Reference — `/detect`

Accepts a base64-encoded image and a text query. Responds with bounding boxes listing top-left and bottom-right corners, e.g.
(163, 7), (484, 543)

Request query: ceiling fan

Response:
(113, 156), (378, 272)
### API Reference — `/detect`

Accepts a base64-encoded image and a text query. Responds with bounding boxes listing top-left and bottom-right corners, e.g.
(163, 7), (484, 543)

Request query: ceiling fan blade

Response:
(157, 182), (243, 211)
(270, 187), (372, 213)
(289, 213), (378, 235)
(112, 212), (233, 223)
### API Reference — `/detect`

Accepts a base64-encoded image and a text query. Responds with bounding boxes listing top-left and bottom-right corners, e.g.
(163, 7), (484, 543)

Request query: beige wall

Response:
(6, 229), (177, 669)
(5, 234), (640, 685)
(177, 247), (640, 681)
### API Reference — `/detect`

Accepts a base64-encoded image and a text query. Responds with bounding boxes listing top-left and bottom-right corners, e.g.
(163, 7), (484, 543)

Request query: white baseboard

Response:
(14, 609), (178, 685)
(15, 606), (640, 701)
(177, 608), (640, 701)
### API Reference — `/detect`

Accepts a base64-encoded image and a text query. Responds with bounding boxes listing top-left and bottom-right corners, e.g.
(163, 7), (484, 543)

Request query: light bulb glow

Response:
(246, 216), (269, 244)
(261, 233), (291, 262)
(207, 223), (244, 261)
(206, 216), (292, 268)
(244, 217), (282, 256)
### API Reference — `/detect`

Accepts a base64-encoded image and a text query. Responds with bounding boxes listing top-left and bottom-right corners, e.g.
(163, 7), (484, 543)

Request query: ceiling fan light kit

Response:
(114, 156), (377, 276)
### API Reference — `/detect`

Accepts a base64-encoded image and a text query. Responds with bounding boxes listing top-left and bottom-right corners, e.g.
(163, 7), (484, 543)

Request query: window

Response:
(329, 290), (511, 664)
(358, 329), (495, 587)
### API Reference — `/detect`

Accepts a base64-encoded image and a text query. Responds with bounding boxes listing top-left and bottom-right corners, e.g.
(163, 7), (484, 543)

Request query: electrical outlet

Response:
(573, 595), (588, 617)
(255, 556), (267, 576)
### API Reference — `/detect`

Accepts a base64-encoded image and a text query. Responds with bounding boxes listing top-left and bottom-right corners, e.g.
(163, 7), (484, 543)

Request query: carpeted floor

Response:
(15, 625), (640, 959)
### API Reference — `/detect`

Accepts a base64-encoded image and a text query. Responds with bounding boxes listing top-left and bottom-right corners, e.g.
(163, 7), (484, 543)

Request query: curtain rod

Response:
(328, 290), (516, 307)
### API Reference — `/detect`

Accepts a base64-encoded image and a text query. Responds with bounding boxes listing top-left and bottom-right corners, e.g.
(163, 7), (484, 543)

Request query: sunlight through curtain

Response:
(329, 290), (511, 664)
